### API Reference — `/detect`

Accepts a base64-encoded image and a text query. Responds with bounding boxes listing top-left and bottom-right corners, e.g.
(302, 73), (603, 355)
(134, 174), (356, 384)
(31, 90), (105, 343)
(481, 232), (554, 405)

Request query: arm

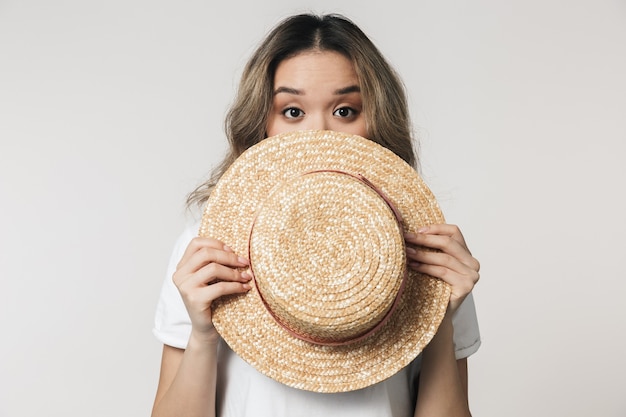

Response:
(152, 341), (218, 417)
(151, 237), (252, 417)
(414, 315), (471, 417)
(405, 224), (480, 417)
(457, 358), (469, 403)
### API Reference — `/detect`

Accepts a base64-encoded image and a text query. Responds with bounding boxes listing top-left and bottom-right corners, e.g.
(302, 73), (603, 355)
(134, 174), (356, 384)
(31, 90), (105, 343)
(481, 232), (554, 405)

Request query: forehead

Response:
(273, 50), (359, 87)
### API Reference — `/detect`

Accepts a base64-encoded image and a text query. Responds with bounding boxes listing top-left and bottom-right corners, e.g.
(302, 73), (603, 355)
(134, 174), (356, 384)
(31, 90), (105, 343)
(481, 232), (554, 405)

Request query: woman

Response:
(152, 13), (480, 417)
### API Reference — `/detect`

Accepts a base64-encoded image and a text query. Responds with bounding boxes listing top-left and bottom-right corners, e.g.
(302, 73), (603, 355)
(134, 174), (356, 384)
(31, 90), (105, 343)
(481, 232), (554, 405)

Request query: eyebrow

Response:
(334, 85), (361, 95)
(273, 85), (361, 96)
(274, 86), (302, 95)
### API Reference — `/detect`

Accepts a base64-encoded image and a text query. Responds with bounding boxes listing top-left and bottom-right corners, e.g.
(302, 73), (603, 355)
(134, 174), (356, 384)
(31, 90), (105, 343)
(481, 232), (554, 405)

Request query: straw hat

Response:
(199, 130), (450, 393)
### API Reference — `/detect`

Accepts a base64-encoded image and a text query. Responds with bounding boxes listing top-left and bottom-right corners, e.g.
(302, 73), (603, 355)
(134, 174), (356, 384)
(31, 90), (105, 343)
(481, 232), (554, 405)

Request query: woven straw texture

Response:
(199, 130), (450, 393)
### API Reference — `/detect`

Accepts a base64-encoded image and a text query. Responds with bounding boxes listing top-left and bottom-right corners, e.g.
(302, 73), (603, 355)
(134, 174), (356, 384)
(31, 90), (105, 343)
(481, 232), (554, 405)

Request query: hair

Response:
(187, 13), (416, 208)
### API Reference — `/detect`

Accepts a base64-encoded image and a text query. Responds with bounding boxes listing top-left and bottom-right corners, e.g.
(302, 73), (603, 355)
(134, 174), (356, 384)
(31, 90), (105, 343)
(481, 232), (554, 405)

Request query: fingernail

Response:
(241, 271), (252, 280)
(406, 247), (416, 255)
(223, 245), (233, 252)
(242, 283), (252, 290)
(417, 227), (429, 233)
(238, 256), (249, 265)
(404, 232), (416, 239)
(409, 261), (422, 268)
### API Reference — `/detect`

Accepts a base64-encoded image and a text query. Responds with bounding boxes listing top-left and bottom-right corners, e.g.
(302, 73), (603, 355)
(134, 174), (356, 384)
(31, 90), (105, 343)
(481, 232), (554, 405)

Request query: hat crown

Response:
(250, 170), (406, 345)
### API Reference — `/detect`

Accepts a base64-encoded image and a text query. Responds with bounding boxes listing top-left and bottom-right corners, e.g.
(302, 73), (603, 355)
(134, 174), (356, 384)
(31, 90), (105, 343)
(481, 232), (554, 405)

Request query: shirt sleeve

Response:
(152, 222), (199, 349)
(451, 292), (481, 359)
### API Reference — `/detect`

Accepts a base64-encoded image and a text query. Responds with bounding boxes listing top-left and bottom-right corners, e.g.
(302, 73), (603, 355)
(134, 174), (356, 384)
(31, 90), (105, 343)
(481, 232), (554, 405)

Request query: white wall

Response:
(1, 1), (624, 416)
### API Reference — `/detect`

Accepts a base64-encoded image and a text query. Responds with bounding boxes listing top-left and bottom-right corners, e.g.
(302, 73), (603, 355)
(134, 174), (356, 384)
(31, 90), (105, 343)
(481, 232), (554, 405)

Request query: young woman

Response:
(152, 13), (480, 417)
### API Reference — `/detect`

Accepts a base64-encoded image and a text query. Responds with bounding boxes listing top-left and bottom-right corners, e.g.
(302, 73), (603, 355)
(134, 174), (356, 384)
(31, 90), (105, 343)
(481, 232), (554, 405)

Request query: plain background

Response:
(1, 0), (625, 416)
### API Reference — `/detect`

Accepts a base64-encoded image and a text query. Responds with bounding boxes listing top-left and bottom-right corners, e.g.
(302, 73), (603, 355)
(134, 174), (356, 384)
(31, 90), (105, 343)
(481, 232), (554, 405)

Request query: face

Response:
(266, 50), (368, 138)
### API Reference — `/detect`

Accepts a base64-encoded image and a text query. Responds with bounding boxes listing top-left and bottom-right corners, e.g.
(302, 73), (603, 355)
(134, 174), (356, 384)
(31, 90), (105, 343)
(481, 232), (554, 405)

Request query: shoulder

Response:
(166, 220), (201, 264)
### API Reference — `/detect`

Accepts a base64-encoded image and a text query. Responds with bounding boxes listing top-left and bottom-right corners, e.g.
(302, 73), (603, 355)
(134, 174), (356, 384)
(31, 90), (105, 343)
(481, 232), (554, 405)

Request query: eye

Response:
(333, 107), (357, 118)
(282, 107), (304, 119)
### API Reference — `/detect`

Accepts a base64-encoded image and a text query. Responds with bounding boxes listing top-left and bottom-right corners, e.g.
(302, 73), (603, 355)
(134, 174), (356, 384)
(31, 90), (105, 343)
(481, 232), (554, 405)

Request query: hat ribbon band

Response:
(248, 169), (408, 346)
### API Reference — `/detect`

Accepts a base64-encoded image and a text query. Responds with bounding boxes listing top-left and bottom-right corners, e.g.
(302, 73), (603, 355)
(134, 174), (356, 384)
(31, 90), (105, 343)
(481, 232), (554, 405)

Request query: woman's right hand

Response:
(172, 237), (252, 344)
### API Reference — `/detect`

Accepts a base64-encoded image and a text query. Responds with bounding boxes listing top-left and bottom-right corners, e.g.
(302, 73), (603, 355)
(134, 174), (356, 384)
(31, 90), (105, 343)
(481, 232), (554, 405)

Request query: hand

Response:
(405, 224), (480, 314)
(172, 237), (252, 344)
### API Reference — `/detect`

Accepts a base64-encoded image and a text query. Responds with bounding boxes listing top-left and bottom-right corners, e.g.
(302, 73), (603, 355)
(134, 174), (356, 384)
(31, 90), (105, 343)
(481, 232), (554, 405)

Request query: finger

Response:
(407, 251), (478, 289)
(407, 224), (468, 249)
(190, 263), (253, 287)
(177, 236), (237, 270)
(202, 280), (253, 301)
(405, 223), (479, 271)
(176, 242), (249, 278)
(406, 232), (479, 272)
(408, 260), (478, 297)
(176, 265), (252, 303)
(178, 280), (252, 321)
(407, 249), (479, 284)
(184, 279), (252, 307)
(189, 245), (249, 270)
(406, 248), (465, 275)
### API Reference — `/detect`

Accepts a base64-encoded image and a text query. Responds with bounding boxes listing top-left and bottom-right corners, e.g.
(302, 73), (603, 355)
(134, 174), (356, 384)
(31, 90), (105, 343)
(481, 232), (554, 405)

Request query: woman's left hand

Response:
(405, 224), (480, 314)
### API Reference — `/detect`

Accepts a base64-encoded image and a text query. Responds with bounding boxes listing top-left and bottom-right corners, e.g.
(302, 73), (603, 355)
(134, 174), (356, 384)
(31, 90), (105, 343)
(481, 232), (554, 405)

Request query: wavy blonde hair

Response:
(188, 13), (416, 207)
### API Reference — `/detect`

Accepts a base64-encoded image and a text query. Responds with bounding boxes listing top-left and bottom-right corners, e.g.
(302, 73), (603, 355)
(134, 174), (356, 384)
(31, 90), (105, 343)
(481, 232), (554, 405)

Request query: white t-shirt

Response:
(153, 222), (481, 417)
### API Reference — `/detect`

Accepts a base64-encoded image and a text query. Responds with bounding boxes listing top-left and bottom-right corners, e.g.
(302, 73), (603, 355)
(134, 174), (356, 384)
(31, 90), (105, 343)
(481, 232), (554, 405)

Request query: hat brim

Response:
(199, 130), (450, 393)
